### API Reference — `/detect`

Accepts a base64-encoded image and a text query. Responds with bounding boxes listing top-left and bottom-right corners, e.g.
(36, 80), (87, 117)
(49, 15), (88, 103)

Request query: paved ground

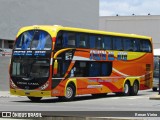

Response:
(0, 89), (160, 120)
(0, 89), (159, 111)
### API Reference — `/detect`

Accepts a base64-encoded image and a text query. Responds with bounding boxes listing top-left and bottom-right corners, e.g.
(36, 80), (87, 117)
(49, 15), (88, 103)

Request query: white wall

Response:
(0, 0), (99, 40)
(99, 15), (160, 48)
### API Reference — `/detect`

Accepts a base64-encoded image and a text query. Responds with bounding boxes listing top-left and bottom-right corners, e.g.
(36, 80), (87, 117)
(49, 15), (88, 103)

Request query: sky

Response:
(100, 0), (160, 16)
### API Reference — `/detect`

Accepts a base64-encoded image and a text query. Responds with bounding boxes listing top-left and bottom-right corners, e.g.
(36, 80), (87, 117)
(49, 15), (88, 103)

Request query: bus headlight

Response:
(39, 81), (49, 90)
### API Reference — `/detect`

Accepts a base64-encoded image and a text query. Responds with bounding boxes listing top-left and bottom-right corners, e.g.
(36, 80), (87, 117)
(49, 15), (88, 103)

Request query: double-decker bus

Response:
(10, 25), (153, 101)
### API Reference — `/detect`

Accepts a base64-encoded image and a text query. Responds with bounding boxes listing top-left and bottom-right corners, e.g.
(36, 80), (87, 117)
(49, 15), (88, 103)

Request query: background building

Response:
(99, 15), (160, 48)
(0, 0), (99, 49)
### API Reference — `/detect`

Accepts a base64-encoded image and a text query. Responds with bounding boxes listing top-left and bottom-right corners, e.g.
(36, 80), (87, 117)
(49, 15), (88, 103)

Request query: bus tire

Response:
(27, 97), (42, 102)
(123, 81), (130, 96)
(59, 84), (76, 101)
(130, 81), (139, 96)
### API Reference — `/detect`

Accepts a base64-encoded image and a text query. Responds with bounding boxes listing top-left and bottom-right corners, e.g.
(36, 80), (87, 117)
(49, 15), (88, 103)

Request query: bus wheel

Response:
(60, 84), (75, 101)
(27, 97), (42, 102)
(123, 81), (130, 96)
(130, 81), (139, 96)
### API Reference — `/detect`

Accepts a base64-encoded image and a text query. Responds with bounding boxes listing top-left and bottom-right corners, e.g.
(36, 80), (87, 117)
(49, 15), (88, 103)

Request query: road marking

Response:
(110, 97), (121, 99)
(124, 96), (145, 99)
(104, 95), (150, 100)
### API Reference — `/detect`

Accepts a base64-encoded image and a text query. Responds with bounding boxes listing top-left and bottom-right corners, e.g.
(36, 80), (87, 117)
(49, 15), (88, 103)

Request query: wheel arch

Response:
(123, 79), (131, 88)
(65, 78), (77, 96)
(124, 77), (140, 87)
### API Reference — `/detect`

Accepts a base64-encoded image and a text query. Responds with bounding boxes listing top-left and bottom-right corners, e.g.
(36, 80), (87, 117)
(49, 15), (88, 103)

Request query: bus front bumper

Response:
(10, 89), (51, 97)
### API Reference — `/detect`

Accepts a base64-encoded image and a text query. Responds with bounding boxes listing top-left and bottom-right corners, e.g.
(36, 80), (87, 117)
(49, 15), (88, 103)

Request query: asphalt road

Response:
(0, 89), (160, 119)
(0, 90), (159, 111)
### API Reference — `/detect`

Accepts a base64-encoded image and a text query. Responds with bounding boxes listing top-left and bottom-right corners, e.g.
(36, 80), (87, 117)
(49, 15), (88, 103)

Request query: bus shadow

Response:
(13, 93), (147, 103)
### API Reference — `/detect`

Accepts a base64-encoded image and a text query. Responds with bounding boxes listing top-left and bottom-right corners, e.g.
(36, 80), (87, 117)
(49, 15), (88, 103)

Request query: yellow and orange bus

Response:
(10, 25), (153, 101)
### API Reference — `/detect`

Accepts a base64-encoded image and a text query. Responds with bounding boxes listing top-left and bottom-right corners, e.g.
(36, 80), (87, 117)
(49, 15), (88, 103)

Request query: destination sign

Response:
(13, 50), (47, 57)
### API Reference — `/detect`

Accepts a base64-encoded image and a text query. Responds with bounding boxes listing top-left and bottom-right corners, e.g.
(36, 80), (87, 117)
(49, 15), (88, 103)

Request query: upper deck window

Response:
(140, 40), (152, 52)
(113, 37), (123, 51)
(77, 33), (89, 48)
(15, 30), (52, 50)
(55, 31), (76, 49)
(123, 38), (133, 51)
(55, 31), (152, 53)
(103, 36), (112, 50)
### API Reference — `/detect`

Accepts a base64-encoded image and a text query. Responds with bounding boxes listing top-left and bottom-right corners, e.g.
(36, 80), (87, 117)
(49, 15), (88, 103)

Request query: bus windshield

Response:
(11, 59), (50, 78)
(14, 30), (52, 50)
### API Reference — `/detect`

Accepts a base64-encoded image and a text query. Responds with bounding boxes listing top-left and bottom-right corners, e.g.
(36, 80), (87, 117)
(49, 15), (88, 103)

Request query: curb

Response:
(149, 95), (160, 100)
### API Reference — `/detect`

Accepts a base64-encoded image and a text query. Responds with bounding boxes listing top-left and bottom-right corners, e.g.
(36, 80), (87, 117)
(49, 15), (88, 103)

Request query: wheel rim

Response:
(66, 87), (73, 99)
(124, 83), (129, 94)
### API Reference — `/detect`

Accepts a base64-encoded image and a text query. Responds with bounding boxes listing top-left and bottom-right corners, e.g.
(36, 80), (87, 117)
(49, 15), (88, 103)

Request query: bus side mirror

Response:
(53, 60), (58, 75)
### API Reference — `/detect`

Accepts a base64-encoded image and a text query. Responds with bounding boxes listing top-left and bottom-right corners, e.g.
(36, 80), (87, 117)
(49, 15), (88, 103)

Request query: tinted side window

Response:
(55, 31), (76, 49)
(73, 61), (112, 77)
(67, 32), (76, 47)
(95, 36), (103, 49)
(56, 61), (70, 77)
(55, 31), (63, 49)
(103, 36), (112, 50)
(89, 62), (101, 77)
(133, 39), (140, 52)
(89, 35), (96, 49)
(140, 40), (152, 52)
(123, 38), (133, 51)
(77, 33), (89, 48)
(101, 62), (112, 76)
(74, 61), (88, 77)
(113, 37), (123, 51)
(89, 35), (103, 49)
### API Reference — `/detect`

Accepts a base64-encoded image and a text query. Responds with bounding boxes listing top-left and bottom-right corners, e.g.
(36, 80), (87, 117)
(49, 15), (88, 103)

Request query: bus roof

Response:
(17, 25), (152, 40)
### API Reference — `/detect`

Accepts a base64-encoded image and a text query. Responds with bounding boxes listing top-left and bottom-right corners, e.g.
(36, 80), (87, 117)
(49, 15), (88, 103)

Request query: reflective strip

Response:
(87, 85), (103, 88)
(50, 58), (53, 65)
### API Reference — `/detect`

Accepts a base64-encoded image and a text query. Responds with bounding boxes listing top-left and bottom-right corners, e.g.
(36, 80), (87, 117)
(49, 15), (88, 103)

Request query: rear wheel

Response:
(130, 81), (139, 96)
(116, 81), (130, 96)
(27, 97), (42, 102)
(123, 81), (130, 96)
